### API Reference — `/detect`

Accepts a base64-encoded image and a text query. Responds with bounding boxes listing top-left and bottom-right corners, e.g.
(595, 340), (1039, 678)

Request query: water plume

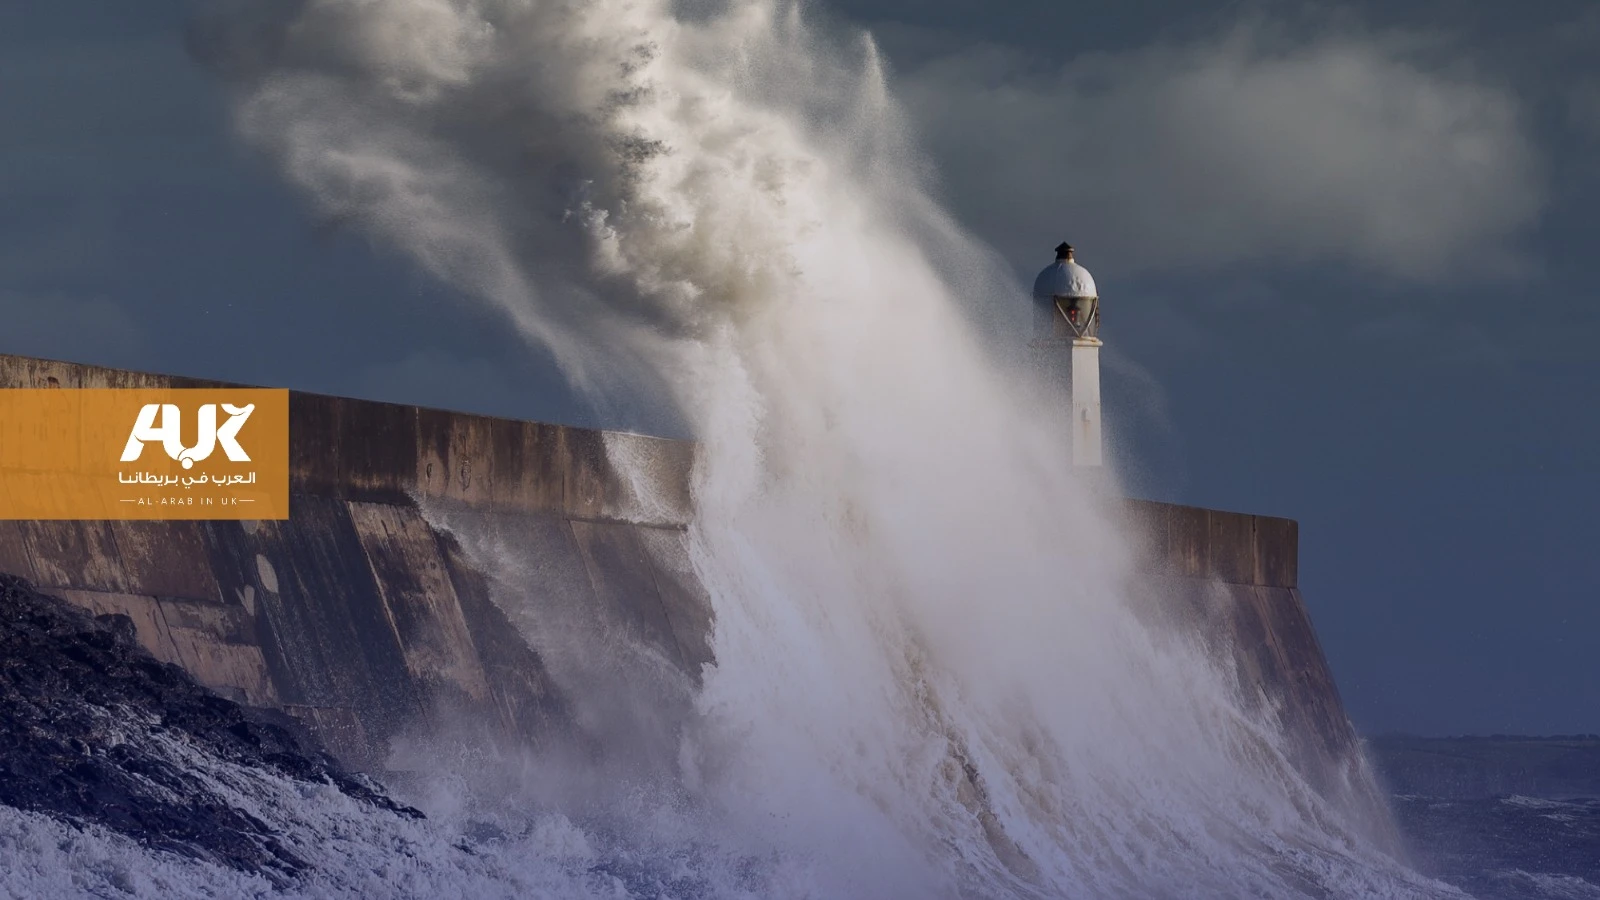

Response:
(194, 1), (1455, 895)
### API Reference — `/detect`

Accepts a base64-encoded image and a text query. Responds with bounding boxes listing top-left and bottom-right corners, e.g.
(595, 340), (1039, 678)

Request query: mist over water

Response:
(172, 1), (1461, 896)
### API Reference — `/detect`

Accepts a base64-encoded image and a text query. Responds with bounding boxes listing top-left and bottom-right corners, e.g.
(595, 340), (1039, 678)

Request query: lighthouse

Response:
(1031, 242), (1103, 467)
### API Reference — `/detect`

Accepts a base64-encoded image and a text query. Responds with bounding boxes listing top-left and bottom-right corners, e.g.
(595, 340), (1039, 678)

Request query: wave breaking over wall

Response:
(2, 0), (1455, 894)
(0, 353), (1443, 897)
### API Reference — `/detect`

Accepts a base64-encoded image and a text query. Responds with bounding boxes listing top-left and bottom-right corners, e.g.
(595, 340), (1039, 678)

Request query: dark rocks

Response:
(0, 573), (420, 879)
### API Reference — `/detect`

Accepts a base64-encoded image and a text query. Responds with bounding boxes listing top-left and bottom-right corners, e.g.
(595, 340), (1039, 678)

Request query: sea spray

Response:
(196, 0), (1456, 895)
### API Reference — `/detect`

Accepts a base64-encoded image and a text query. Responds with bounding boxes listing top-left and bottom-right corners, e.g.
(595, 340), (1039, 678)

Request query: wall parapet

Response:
(0, 354), (694, 528)
(1120, 498), (1298, 589)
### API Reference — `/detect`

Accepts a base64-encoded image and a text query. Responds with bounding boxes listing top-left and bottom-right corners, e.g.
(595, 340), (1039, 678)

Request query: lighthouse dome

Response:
(1032, 243), (1097, 300)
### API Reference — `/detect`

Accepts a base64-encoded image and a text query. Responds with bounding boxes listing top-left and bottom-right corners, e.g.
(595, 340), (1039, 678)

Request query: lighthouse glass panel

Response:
(1053, 296), (1099, 340)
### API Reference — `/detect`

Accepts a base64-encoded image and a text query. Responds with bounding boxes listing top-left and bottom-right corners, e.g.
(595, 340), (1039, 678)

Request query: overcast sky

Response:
(3, 0), (1596, 737)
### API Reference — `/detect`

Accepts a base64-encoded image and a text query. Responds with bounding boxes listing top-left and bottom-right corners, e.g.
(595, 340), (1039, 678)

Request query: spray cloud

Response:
(196, 1), (1453, 896)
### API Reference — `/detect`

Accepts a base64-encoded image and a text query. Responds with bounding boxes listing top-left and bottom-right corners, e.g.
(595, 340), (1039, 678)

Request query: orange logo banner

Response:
(0, 389), (289, 520)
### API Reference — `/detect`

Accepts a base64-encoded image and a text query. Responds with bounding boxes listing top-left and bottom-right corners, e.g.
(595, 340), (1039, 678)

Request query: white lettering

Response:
(120, 403), (255, 469)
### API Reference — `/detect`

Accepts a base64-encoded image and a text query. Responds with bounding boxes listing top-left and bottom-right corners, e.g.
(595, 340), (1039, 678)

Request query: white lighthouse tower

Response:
(1031, 243), (1103, 467)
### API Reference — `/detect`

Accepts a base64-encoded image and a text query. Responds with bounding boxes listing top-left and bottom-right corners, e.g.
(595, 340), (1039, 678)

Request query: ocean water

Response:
(1394, 794), (1600, 900)
(2, 0), (1562, 896)
(0, 746), (1590, 899)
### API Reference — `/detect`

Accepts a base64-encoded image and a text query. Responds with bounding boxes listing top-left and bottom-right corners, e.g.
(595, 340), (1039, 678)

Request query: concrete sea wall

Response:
(1119, 498), (1359, 804)
(0, 354), (1356, 798)
(0, 354), (708, 769)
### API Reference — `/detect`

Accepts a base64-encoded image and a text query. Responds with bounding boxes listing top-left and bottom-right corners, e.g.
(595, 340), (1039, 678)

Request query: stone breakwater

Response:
(0, 353), (1364, 820)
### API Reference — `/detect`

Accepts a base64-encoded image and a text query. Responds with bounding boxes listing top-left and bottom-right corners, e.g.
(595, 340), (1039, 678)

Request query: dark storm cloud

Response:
(898, 18), (1545, 281)
(1570, 79), (1600, 143)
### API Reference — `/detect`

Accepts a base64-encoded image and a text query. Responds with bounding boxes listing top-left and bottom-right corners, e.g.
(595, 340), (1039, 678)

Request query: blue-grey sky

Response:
(3, 0), (1596, 737)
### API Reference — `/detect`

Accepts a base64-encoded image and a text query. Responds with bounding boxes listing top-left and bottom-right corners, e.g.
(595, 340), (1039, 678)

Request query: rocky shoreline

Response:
(0, 573), (419, 880)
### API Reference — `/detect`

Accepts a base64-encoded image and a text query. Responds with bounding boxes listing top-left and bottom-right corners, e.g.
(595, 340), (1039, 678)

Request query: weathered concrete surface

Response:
(0, 354), (1356, 804)
(1113, 498), (1371, 815)
(0, 354), (700, 769)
